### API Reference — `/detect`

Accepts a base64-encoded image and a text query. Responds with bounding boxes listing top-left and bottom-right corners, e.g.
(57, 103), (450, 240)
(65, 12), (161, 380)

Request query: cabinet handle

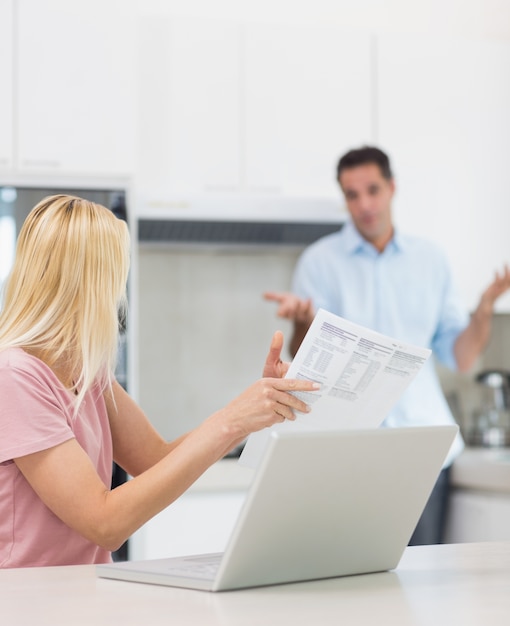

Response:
(247, 185), (281, 193)
(203, 184), (240, 192)
(22, 159), (61, 168)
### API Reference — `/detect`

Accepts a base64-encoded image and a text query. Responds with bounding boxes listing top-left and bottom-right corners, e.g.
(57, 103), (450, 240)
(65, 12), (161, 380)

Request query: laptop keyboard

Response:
(165, 554), (223, 579)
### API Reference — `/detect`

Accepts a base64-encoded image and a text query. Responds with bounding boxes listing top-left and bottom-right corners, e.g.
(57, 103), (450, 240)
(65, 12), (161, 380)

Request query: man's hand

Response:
(455, 264), (510, 372)
(478, 264), (510, 315)
(264, 292), (316, 358)
(263, 291), (315, 324)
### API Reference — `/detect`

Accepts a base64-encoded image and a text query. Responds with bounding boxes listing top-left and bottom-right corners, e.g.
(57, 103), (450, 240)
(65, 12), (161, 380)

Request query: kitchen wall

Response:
(133, 0), (510, 441)
(138, 245), (301, 440)
(4, 0), (510, 444)
(137, 242), (510, 447)
(140, 0), (510, 38)
(138, 243), (510, 444)
(439, 314), (510, 437)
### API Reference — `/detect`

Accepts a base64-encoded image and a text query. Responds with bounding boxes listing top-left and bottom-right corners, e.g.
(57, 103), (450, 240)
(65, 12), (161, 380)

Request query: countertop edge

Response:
(187, 448), (510, 495)
(450, 447), (510, 494)
(186, 459), (255, 493)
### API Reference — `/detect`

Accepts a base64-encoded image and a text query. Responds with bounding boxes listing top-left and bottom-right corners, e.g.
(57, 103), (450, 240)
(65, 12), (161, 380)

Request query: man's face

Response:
(338, 163), (395, 251)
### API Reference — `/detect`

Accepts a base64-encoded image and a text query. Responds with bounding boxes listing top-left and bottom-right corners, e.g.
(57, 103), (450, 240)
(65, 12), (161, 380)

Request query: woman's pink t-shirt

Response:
(0, 348), (113, 567)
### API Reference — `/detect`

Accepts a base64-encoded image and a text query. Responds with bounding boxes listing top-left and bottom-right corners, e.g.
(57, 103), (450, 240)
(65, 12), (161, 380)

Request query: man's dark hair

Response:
(336, 146), (393, 181)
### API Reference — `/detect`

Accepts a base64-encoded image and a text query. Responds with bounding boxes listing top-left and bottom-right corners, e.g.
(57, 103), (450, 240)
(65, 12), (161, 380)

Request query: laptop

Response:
(96, 425), (457, 592)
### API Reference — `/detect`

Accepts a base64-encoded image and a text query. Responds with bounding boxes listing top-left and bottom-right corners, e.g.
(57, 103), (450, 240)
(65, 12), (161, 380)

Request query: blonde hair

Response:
(0, 194), (130, 409)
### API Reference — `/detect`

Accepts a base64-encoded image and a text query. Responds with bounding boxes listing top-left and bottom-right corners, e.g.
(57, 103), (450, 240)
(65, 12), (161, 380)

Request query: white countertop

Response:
(451, 447), (510, 494)
(1, 542), (509, 625)
(186, 458), (254, 492)
(194, 445), (510, 496)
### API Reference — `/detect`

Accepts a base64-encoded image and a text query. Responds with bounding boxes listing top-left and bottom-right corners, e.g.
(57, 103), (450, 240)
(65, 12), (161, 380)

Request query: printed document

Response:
(239, 308), (431, 468)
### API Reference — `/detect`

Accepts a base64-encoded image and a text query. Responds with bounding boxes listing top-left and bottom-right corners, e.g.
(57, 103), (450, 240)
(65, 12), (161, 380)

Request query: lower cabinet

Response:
(129, 467), (510, 558)
(444, 488), (510, 543)
(129, 490), (247, 561)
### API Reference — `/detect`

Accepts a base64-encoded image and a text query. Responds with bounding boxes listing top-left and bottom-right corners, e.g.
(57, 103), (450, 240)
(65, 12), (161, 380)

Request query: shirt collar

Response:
(342, 219), (406, 255)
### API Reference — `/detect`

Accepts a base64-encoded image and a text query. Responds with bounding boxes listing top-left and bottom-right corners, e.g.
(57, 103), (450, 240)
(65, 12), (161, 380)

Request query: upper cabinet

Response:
(9, 0), (136, 177)
(0, 0), (13, 171)
(243, 24), (373, 199)
(2, 2), (510, 310)
(135, 17), (374, 204)
(377, 34), (510, 311)
(136, 17), (241, 194)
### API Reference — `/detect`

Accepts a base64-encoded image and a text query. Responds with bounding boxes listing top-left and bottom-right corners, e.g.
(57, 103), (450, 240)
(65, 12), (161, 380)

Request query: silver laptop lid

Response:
(214, 425), (457, 590)
(96, 425), (457, 591)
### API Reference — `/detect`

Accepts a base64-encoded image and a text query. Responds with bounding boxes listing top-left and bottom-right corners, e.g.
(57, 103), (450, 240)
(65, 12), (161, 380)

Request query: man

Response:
(265, 145), (510, 545)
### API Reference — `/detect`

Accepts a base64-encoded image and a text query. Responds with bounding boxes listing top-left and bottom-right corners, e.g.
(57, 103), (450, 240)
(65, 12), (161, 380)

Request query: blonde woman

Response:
(0, 195), (318, 568)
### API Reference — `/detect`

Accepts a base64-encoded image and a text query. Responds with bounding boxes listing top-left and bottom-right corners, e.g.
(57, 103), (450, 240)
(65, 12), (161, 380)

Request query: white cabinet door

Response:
(136, 17), (374, 205)
(445, 488), (510, 543)
(0, 0), (13, 170)
(378, 34), (510, 312)
(129, 491), (247, 560)
(136, 16), (241, 193)
(16, 0), (136, 176)
(244, 24), (373, 199)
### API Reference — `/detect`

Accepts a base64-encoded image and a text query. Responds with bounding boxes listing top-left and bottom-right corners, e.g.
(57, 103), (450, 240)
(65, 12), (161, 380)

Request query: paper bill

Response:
(239, 308), (431, 468)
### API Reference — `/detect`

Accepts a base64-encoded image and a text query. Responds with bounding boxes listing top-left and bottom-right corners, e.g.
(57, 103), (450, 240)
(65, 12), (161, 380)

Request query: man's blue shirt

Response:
(292, 220), (468, 463)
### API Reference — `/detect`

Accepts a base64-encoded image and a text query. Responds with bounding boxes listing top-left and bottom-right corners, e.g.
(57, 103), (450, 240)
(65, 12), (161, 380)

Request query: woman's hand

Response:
(262, 330), (290, 379)
(213, 376), (319, 444)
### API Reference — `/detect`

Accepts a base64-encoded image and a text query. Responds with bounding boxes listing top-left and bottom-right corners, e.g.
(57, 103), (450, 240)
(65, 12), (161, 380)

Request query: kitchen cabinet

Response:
(12, 0), (136, 176)
(130, 490), (246, 560)
(3, 1), (509, 297)
(136, 16), (241, 194)
(0, 0), (13, 171)
(243, 24), (373, 198)
(132, 452), (510, 559)
(445, 489), (510, 543)
(444, 447), (510, 542)
(129, 460), (252, 560)
(135, 16), (373, 209)
(377, 34), (510, 312)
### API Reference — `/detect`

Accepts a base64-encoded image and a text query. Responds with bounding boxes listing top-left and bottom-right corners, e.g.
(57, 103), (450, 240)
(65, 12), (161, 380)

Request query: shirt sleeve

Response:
(0, 361), (75, 463)
(430, 252), (469, 369)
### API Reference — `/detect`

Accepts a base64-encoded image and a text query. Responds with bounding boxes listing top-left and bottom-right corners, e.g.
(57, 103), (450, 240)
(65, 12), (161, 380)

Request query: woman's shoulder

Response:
(1, 347), (45, 372)
(0, 346), (29, 370)
(0, 347), (60, 390)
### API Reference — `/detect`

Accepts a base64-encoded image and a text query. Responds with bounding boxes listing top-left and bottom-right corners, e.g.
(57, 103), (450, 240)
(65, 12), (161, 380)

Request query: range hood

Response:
(135, 193), (345, 246)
